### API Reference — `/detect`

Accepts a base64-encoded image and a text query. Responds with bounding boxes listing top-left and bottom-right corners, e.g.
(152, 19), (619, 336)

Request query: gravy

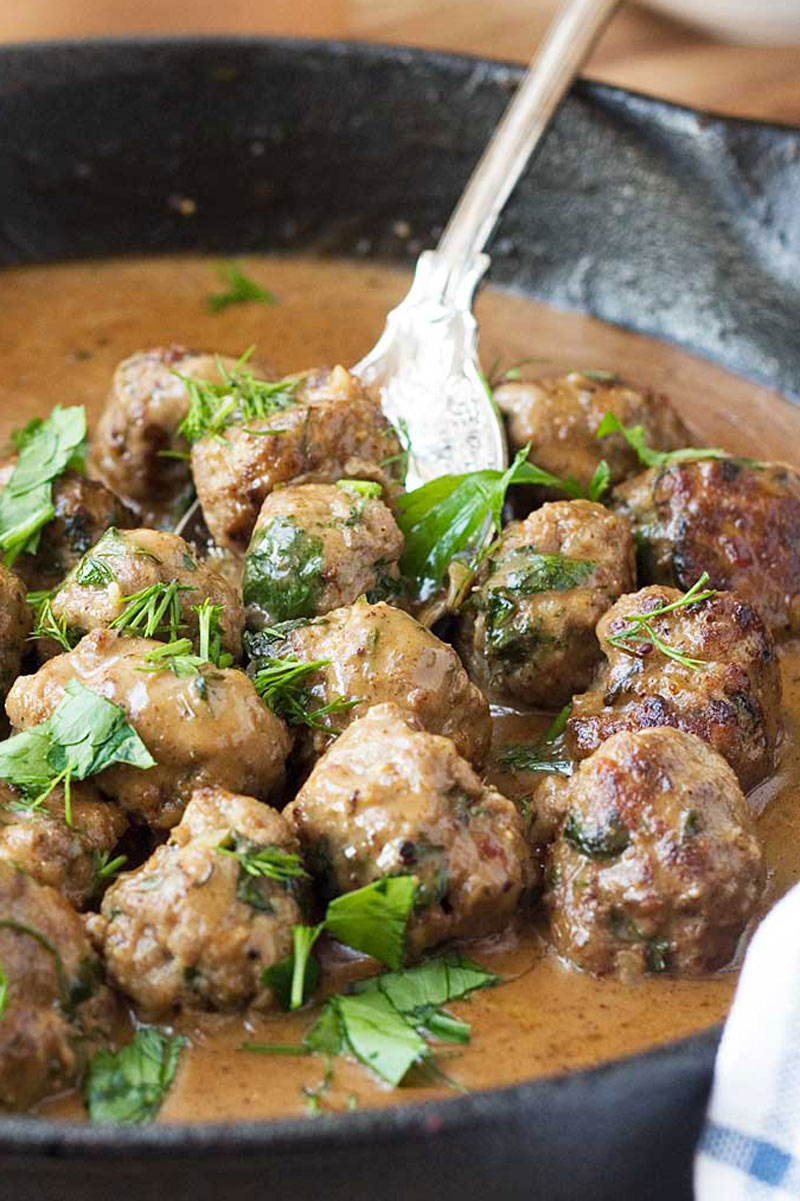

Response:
(1, 254), (798, 1123)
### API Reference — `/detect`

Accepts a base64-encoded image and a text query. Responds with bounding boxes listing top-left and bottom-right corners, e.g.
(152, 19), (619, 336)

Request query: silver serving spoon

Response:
(355, 0), (620, 489)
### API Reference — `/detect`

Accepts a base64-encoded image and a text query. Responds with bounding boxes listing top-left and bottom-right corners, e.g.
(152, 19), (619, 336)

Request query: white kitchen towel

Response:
(695, 883), (800, 1199)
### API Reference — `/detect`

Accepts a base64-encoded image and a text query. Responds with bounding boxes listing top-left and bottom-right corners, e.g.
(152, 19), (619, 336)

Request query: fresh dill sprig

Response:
(138, 638), (205, 678)
(606, 573), (717, 671)
(596, 412), (726, 469)
(253, 657), (359, 733)
(217, 834), (309, 884)
(109, 581), (194, 642)
(208, 262), (277, 313)
(194, 598), (232, 668)
(28, 592), (75, 653)
(92, 849), (128, 891)
(176, 350), (299, 444)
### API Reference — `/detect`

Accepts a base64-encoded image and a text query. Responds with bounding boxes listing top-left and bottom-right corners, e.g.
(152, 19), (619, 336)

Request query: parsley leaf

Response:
(84, 1028), (186, 1124)
(332, 991), (428, 1086)
(324, 877), (418, 971)
(73, 527), (157, 589)
(208, 262), (277, 313)
(497, 705), (573, 775)
(177, 351), (298, 443)
(0, 406), (87, 565)
(352, 953), (498, 1015)
(596, 412), (726, 469)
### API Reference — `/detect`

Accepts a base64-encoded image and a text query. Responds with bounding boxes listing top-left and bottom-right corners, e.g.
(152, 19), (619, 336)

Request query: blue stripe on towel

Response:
(700, 1123), (797, 1190)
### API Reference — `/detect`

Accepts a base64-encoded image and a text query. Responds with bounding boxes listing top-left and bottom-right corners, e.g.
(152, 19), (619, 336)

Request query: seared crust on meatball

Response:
(613, 457), (800, 636)
(548, 727), (764, 979)
(89, 787), (307, 1016)
(0, 469), (135, 593)
(5, 629), (291, 829)
(0, 563), (30, 707)
(495, 372), (690, 493)
(0, 861), (117, 1111)
(286, 704), (533, 956)
(249, 601), (492, 769)
(458, 501), (636, 709)
(244, 482), (404, 629)
(91, 347), (244, 525)
(0, 780), (127, 909)
(568, 586), (782, 793)
(50, 527), (244, 661)
(192, 366), (402, 553)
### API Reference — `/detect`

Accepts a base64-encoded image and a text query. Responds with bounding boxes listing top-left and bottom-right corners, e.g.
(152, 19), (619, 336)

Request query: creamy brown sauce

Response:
(1, 254), (799, 1123)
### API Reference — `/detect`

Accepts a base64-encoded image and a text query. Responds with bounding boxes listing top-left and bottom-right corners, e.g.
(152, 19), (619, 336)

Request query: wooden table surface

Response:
(3, 1), (800, 126)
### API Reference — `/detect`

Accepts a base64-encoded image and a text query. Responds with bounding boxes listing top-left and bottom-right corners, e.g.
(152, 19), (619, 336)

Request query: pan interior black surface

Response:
(0, 35), (798, 1201)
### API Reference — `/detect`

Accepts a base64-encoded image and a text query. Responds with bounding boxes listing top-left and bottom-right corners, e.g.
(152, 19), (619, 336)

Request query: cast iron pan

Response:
(0, 37), (798, 1201)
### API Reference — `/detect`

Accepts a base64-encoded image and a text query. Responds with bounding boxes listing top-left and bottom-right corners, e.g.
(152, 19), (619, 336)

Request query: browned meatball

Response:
(495, 372), (690, 493)
(568, 586), (782, 793)
(547, 727), (764, 979)
(0, 563), (30, 707)
(0, 860), (117, 1111)
(0, 468), (135, 593)
(50, 527), (244, 660)
(457, 501), (635, 709)
(191, 366), (402, 552)
(286, 704), (533, 957)
(6, 629), (291, 829)
(243, 481), (404, 629)
(613, 457), (800, 636)
(89, 787), (307, 1016)
(91, 347), (245, 526)
(0, 780), (127, 909)
(248, 601), (492, 769)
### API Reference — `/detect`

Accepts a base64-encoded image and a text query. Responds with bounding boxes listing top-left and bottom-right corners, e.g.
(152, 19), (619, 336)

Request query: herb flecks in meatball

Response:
(568, 585), (782, 793)
(90, 787), (307, 1016)
(285, 704), (534, 957)
(49, 527), (244, 661)
(243, 481), (404, 628)
(190, 365), (403, 552)
(0, 860), (117, 1111)
(5, 629), (291, 829)
(247, 600), (491, 769)
(547, 727), (764, 979)
(458, 500), (635, 709)
(613, 457), (800, 635)
(495, 372), (690, 494)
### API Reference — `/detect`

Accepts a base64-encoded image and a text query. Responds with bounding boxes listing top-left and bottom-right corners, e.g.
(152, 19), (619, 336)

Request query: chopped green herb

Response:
(336, 479), (383, 499)
(261, 924), (323, 1011)
(84, 1028), (186, 1124)
(217, 834), (309, 885)
(73, 528), (159, 589)
(497, 705), (573, 775)
(609, 909), (672, 974)
(29, 594), (76, 652)
(489, 550), (595, 597)
(0, 406), (86, 566)
(596, 412), (726, 469)
(109, 581), (195, 642)
(324, 876), (418, 971)
(587, 459), (611, 502)
(139, 639), (205, 678)
(353, 953), (498, 1015)
(91, 849), (128, 892)
(177, 350), (298, 443)
(564, 811), (631, 860)
(606, 572), (717, 671)
(194, 598), (232, 667)
(253, 656), (358, 733)
(243, 515), (325, 625)
(208, 262), (277, 313)
(0, 958), (8, 1019)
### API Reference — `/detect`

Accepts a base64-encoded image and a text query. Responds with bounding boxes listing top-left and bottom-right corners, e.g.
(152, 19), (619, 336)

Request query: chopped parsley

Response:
(0, 406), (86, 566)
(497, 705), (573, 776)
(73, 527), (158, 589)
(336, 479), (383, 499)
(324, 876), (418, 971)
(596, 412), (726, 469)
(564, 811), (631, 860)
(84, 1028), (186, 1123)
(606, 573), (717, 671)
(0, 681), (155, 825)
(208, 262), (277, 313)
(609, 909), (671, 974)
(177, 350), (298, 443)
(488, 549), (595, 597)
(243, 516), (325, 625)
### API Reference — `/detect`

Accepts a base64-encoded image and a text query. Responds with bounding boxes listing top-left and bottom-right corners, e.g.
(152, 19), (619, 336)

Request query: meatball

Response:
(457, 500), (635, 708)
(285, 704), (533, 956)
(547, 727), (764, 979)
(495, 372), (690, 493)
(49, 527), (244, 660)
(0, 780), (127, 909)
(192, 366), (402, 552)
(91, 346), (245, 526)
(612, 457), (800, 636)
(243, 481), (404, 629)
(90, 787), (307, 1016)
(0, 563), (30, 706)
(6, 628), (291, 829)
(0, 860), (117, 1111)
(568, 586), (782, 793)
(248, 601), (491, 769)
(0, 468), (135, 593)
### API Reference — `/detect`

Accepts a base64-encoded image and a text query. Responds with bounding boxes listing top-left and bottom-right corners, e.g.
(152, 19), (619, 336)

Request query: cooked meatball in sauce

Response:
(0, 254), (799, 1126)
